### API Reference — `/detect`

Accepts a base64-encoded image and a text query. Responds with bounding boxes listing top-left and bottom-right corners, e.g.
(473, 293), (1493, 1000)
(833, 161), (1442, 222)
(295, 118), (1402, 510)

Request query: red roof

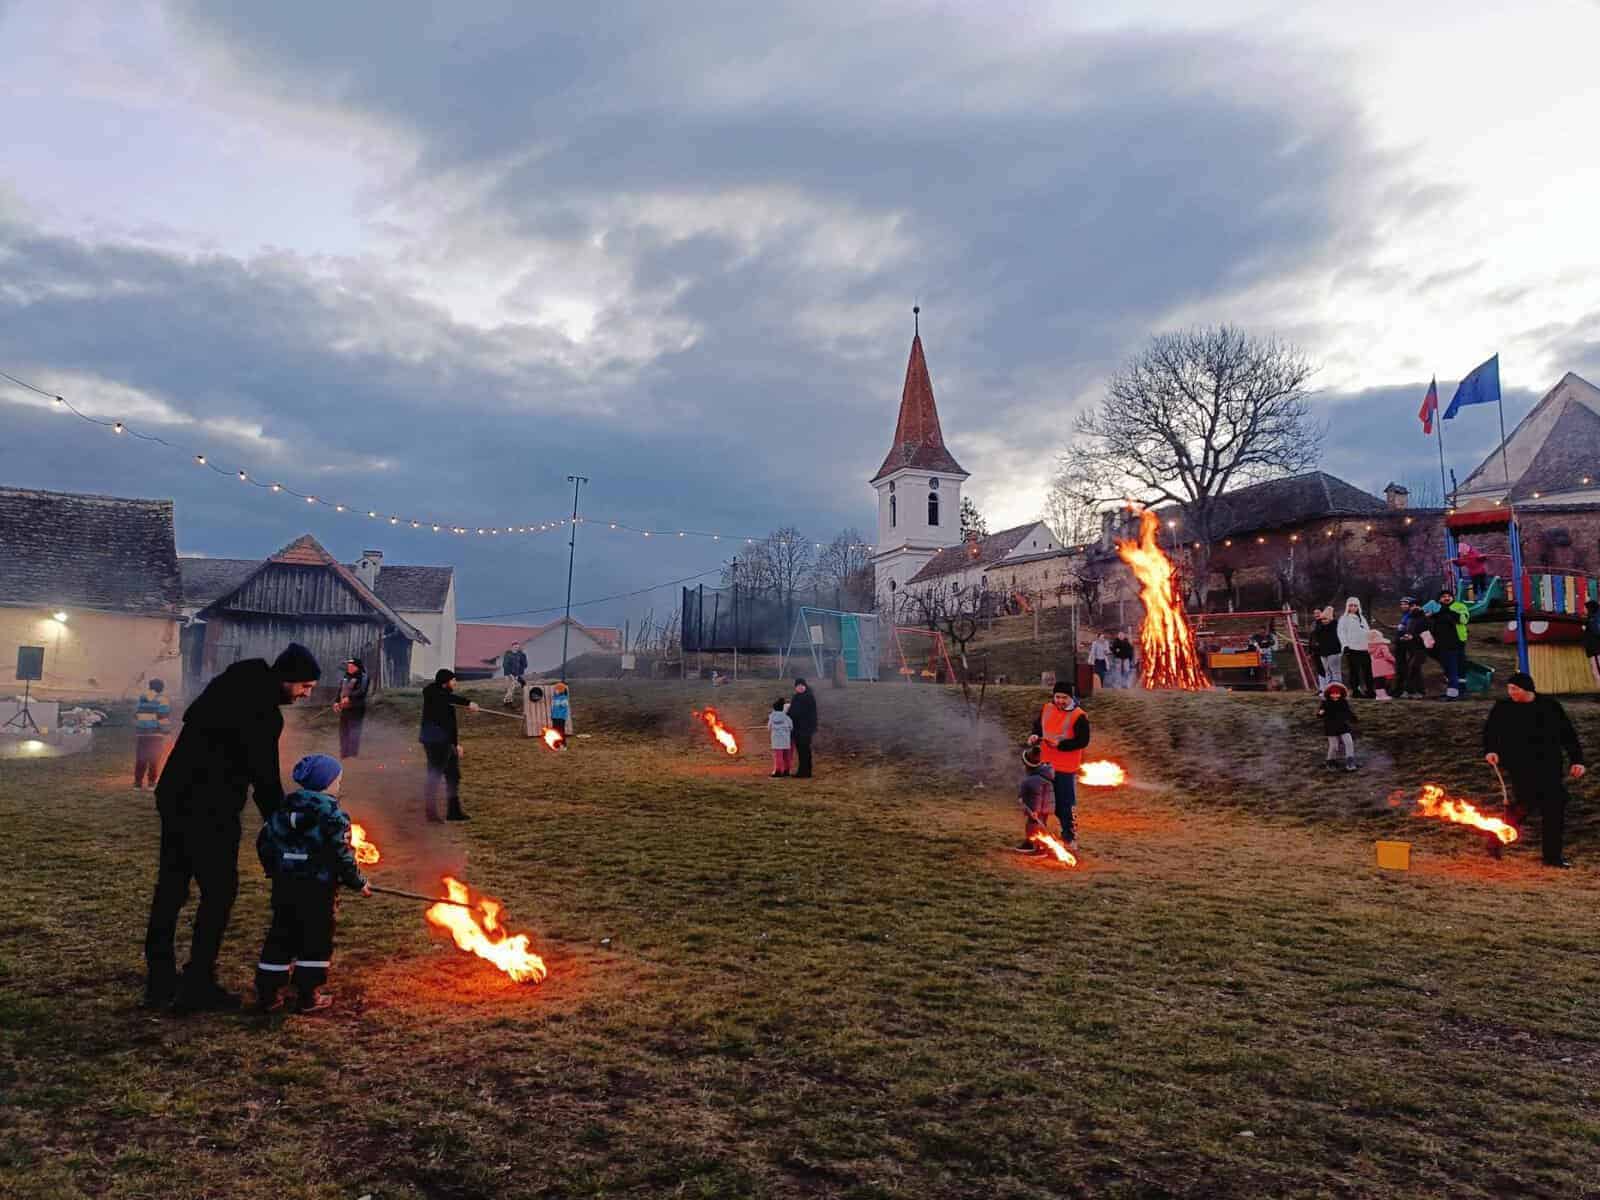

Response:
(871, 333), (968, 482)
(456, 618), (622, 669)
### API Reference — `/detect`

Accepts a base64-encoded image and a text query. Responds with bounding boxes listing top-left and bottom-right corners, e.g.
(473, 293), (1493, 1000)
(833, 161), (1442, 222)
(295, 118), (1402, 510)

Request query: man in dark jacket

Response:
(501, 642), (529, 705)
(335, 659), (369, 758)
(1483, 671), (1586, 867)
(788, 677), (818, 779)
(144, 642), (321, 1012)
(420, 668), (478, 821)
(1393, 598), (1429, 699)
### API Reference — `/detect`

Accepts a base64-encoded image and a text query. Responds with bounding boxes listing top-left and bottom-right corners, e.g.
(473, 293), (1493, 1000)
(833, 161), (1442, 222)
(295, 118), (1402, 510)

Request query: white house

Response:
(456, 618), (622, 678)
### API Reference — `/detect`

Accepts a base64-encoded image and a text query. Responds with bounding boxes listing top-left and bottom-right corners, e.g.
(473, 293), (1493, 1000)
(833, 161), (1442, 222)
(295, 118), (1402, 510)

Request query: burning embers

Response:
(1030, 831), (1079, 866)
(542, 726), (567, 751)
(692, 707), (739, 755)
(1116, 508), (1209, 691)
(1079, 760), (1126, 788)
(426, 876), (549, 984)
(1400, 783), (1519, 845)
(349, 821), (381, 866)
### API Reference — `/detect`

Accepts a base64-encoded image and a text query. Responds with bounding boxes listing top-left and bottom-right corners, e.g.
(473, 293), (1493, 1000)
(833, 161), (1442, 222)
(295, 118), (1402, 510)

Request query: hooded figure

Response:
(1483, 672), (1586, 866)
(144, 643), (321, 1013)
(1317, 682), (1358, 770)
(1337, 598), (1374, 698)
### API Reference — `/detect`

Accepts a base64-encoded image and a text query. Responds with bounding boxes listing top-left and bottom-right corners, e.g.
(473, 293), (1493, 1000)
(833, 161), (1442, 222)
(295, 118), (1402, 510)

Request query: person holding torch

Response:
(1027, 677), (1091, 851)
(1483, 672), (1585, 868)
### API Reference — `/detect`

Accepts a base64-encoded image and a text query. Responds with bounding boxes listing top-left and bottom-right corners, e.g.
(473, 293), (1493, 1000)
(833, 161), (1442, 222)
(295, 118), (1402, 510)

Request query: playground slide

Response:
(1462, 659), (1494, 695)
(1455, 576), (1503, 619)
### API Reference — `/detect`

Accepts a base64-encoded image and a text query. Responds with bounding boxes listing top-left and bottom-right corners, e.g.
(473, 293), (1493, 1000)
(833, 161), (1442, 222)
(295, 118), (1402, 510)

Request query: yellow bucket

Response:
(1375, 841), (1411, 871)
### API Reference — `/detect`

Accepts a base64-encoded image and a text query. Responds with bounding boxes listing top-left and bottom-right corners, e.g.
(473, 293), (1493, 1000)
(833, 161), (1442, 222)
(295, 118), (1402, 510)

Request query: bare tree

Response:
(812, 529), (875, 610)
(740, 525), (815, 628)
(899, 583), (982, 678)
(1042, 467), (1105, 547)
(960, 496), (988, 540)
(1067, 326), (1321, 607)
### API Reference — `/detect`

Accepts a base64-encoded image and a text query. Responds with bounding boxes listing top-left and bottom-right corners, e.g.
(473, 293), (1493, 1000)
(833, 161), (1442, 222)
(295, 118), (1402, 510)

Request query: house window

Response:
(951, 581), (959, 593)
(928, 491), (940, 526)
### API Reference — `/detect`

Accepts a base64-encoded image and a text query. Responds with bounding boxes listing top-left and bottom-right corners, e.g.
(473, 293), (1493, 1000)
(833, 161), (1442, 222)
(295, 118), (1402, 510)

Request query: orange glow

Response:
(1030, 831), (1079, 866)
(692, 707), (739, 755)
(542, 726), (566, 751)
(425, 876), (548, 984)
(1079, 760), (1126, 787)
(1409, 783), (1519, 844)
(1116, 508), (1209, 690)
(349, 822), (381, 866)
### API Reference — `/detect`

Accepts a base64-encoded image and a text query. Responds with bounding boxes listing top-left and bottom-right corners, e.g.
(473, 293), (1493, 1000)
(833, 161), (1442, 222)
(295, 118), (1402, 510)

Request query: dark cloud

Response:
(3, 5), (1464, 623)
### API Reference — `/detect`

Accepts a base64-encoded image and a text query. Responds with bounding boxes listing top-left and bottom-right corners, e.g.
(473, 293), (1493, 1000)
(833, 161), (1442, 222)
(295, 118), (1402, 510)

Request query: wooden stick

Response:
(368, 885), (472, 907)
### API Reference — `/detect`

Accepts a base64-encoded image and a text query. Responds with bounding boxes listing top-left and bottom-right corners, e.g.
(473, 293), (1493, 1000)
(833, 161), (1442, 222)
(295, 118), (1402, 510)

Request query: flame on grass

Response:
(1030, 831), (1079, 866)
(692, 707), (739, 755)
(1116, 507), (1209, 690)
(1402, 783), (1520, 844)
(1079, 760), (1126, 787)
(349, 822), (380, 866)
(426, 876), (548, 984)
(542, 727), (566, 751)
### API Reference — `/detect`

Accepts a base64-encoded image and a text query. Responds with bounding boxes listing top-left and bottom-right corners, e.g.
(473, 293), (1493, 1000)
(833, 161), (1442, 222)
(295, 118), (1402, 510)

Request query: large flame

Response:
(692, 707), (739, 755)
(1079, 760), (1126, 787)
(542, 727), (566, 751)
(1030, 831), (1079, 866)
(1116, 508), (1209, 690)
(349, 822), (380, 866)
(1408, 783), (1519, 845)
(426, 876), (548, 983)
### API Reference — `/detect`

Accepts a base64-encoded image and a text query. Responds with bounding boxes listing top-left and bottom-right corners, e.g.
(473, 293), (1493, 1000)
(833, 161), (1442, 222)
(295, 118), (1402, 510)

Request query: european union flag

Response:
(1442, 354), (1500, 420)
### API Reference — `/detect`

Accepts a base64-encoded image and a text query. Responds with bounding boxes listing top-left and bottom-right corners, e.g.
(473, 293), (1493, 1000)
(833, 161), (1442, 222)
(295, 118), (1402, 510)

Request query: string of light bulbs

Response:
(1, 368), (879, 552)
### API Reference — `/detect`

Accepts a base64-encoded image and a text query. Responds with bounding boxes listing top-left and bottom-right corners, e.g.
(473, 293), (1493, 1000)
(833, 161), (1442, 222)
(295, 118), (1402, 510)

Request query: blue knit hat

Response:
(291, 753), (343, 792)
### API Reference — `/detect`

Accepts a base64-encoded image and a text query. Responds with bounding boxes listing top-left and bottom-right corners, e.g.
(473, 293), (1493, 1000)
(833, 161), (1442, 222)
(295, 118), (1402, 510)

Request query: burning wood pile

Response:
(1116, 508), (1209, 690)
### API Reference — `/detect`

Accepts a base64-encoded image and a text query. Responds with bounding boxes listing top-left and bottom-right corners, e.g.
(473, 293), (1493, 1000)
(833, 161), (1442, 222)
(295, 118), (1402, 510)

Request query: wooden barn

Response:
(183, 534), (428, 693)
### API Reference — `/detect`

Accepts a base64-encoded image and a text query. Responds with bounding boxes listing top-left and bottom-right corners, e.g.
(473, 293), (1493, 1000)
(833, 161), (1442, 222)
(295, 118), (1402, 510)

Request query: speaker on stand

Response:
(3, 646), (46, 736)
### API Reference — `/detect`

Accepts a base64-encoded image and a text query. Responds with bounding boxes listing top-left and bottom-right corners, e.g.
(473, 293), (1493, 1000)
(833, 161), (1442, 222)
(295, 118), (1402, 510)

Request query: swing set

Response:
(890, 625), (959, 683)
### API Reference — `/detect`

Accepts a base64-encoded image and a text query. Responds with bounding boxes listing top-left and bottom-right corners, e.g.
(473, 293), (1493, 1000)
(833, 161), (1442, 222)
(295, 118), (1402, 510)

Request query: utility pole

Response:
(560, 474), (588, 681)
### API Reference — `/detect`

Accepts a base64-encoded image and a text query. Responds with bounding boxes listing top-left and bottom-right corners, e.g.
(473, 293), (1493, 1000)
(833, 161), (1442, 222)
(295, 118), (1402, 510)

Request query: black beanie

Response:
(272, 642), (321, 682)
(1052, 672), (1074, 696)
(435, 668), (456, 685)
(1507, 671), (1536, 692)
(148, 678), (165, 693)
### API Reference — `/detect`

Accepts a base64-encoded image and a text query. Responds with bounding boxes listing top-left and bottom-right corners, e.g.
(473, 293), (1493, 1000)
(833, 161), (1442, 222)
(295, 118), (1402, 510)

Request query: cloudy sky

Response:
(4, 1), (1598, 629)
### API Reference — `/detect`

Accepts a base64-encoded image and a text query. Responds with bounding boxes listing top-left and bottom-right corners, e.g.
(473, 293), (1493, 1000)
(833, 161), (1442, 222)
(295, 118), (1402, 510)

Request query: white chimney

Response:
(355, 549), (383, 589)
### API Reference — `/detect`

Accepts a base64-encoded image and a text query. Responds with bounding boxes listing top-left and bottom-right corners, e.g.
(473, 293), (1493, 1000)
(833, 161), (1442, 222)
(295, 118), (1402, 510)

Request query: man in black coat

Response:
(144, 643), (321, 1012)
(788, 677), (818, 779)
(420, 669), (479, 821)
(335, 658), (369, 757)
(1483, 671), (1586, 867)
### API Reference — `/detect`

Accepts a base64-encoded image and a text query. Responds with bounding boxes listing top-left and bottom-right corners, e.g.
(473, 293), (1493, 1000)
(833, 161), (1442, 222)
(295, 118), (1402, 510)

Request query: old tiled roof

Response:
(195, 534), (427, 643)
(1505, 398), (1600, 502)
(871, 334), (968, 482)
(0, 486), (180, 616)
(456, 619), (623, 669)
(180, 556), (453, 612)
(907, 523), (1051, 584)
(1159, 472), (1387, 541)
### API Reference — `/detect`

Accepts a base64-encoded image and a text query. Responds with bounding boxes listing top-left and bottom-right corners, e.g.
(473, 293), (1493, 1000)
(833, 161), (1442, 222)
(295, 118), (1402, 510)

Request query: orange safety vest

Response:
(1039, 703), (1086, 774)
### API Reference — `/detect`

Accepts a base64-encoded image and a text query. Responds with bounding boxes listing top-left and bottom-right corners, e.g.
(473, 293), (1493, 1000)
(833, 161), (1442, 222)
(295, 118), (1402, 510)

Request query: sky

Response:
(3, 1), (1599, 629)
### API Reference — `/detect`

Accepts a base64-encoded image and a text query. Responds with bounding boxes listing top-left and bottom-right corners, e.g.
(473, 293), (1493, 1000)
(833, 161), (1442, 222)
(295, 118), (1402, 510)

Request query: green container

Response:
(1463, 660), (1495, 694)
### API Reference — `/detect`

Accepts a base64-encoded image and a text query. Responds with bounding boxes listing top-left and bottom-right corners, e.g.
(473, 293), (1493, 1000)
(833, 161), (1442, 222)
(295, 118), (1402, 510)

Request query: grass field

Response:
(3, 680), (1599, 1199)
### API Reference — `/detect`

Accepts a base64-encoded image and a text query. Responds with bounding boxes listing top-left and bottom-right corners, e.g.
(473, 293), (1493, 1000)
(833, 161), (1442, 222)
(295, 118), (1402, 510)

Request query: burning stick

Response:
(691, 707), (739, 755)
(471, 707), (525, 721)
(425, 876), (548, 983)
(369, 884), (472, 907)
(1079, 760), (1126, 787)
(1030, 831), (1079, 866)
(541, 726), (566, 751)
(1116, 508), (1209, 690)
(1401, 783), (1520, 845)
(349, 821), (381, 866)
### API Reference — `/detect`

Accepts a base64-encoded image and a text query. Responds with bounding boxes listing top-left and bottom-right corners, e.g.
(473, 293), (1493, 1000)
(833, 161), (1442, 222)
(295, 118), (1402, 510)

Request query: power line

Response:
(461, 565), (726, 621)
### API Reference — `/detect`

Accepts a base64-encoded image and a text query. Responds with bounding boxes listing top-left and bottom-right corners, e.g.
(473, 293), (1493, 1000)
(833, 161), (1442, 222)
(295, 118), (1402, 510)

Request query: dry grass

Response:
(2, 680), (1599, 1199)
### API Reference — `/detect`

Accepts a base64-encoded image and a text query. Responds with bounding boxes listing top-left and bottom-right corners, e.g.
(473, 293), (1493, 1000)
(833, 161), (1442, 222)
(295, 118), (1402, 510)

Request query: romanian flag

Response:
(1418, 377), (1439, 435)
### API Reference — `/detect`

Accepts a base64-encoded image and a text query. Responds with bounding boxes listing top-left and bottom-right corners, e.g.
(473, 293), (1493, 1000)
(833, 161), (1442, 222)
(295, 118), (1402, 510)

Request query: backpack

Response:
(256, 790), (338, 882)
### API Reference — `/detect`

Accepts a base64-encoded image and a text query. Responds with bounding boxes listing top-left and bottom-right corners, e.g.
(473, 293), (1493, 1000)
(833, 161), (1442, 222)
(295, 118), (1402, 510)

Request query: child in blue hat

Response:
(254, 753), (371, 1013)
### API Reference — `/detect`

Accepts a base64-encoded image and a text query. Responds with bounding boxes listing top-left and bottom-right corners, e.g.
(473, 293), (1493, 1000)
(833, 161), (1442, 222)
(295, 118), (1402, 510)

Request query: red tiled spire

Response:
(871, 325), (967, 483)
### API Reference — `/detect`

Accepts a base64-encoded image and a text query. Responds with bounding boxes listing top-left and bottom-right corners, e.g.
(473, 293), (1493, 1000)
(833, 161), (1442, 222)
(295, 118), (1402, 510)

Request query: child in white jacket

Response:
(766, 699), (794, 777)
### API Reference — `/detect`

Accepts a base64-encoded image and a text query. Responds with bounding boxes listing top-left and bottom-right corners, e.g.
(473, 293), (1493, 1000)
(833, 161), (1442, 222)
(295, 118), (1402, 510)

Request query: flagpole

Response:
(1497, 390), (1511, 488)
(1432, 377), (1449, 504)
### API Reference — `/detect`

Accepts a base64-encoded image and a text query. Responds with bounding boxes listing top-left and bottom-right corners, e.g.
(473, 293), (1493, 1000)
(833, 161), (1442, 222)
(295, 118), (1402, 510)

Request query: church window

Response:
(928, 491), (940, 526)
(888, 579), (897, 592)
(890, 494), (897, 527)
(929, 478), (940, 491)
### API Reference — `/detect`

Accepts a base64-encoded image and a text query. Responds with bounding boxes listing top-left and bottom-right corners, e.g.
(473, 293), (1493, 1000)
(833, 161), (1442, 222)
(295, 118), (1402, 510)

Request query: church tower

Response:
(870, 311), (968, 611)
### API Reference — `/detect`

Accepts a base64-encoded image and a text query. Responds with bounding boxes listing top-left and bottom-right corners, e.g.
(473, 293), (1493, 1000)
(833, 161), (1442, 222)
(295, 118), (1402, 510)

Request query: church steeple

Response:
(871, 312), (968, 483)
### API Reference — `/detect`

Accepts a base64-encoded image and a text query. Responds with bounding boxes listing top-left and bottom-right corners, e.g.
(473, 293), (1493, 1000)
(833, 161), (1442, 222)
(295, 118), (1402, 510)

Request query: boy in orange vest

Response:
(1027, 678), (1091, 850)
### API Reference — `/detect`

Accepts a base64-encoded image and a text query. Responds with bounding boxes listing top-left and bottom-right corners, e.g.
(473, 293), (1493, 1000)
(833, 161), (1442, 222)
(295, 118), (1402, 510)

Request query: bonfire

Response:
(1116, 508), (1209, 690)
